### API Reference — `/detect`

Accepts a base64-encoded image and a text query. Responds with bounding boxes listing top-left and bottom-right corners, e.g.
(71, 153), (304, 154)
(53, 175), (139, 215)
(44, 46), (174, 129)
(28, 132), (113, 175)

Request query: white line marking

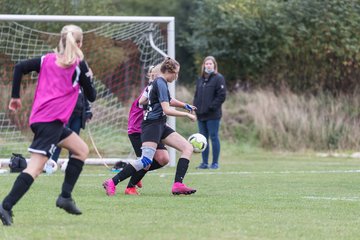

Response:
(303, 196), (360, 202)
(73, 169), (360, 177)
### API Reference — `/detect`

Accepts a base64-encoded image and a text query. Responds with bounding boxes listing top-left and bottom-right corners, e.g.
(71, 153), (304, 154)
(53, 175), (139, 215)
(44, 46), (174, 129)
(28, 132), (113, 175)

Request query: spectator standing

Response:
(193, 56), (226, 169)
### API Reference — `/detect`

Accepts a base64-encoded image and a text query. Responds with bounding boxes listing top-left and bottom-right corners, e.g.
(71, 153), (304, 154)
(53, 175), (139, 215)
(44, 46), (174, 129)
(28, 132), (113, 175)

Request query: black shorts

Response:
(29, 120), (73, 157)
(141, 117), (174, 144)
(128, 132), (167, 158)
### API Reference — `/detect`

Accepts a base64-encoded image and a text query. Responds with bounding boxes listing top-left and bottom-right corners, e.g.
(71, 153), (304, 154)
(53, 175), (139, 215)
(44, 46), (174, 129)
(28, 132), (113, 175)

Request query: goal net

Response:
(0, 15), (174, 161)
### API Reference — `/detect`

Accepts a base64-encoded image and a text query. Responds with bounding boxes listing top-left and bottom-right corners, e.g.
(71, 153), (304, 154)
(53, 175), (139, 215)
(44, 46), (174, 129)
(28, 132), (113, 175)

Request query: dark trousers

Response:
(197, 119), (221, 165)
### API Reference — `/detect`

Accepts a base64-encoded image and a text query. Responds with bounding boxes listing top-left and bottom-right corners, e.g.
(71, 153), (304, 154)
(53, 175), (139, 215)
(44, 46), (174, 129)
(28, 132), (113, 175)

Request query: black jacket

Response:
(193, 72), (226, 121)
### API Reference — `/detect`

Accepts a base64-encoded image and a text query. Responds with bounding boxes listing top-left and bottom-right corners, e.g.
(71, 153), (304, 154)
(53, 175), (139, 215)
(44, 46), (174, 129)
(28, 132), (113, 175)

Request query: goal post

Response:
(0, 14), (177, 166)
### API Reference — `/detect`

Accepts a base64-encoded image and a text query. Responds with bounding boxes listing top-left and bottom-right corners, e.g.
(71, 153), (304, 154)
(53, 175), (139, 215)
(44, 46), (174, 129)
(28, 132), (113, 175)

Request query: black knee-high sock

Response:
(61, 158), (84, 198)
(174, 158), (190, 183)
(2, 172), (34, 211)
(127, 160), (163, 188)
(112, 164), (137, 185)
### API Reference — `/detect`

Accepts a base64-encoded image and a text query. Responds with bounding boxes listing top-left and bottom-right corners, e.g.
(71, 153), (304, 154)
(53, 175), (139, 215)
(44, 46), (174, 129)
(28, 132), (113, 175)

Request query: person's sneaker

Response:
(56, 196), (82, 215)
(136, 180), (143, 188)
(103, 179), (116, 196)
(172, 182), (196, 195)
(210, 163), (219, 169)
(125, 187), (140, 195)
(196, 163), (208, 169)
(0, 203), (13, 226)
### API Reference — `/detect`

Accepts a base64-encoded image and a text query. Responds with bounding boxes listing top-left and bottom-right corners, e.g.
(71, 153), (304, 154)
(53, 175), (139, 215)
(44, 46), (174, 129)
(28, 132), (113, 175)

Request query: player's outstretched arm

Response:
(161, 101), (196, 121)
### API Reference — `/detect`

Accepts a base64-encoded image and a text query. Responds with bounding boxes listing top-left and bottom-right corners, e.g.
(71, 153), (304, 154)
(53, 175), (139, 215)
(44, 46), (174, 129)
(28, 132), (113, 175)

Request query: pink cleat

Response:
(172, 182), (196, 195)
(103, 179), (116, 196)
(125, 187), (140, 195)
(136, 180), (143, 188)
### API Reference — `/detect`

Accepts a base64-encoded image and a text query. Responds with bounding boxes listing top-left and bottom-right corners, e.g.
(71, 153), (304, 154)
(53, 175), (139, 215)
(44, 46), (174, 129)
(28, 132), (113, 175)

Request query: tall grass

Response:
(234, 89), (360, 151)
(177, 85), (360, 151)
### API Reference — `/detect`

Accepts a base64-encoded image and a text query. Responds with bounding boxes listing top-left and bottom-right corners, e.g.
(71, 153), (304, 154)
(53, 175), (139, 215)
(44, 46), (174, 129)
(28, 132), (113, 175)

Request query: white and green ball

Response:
(188, 133), (207, 153)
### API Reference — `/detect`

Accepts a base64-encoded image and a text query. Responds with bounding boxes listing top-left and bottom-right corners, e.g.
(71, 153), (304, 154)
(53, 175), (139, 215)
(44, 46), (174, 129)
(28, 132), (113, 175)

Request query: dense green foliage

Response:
(186, 0), (360, 93)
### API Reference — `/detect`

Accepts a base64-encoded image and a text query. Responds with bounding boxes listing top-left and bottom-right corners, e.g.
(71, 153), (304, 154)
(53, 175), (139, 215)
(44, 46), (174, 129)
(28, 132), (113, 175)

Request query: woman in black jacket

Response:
(193, 56), (226, 169)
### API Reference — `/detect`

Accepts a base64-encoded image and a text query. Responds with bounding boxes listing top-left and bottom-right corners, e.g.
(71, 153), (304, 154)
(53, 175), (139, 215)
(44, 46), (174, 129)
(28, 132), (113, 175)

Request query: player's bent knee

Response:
(72, 144), (89, 160)
(155, 154), (169, 166)
(183, 142), (194, 156)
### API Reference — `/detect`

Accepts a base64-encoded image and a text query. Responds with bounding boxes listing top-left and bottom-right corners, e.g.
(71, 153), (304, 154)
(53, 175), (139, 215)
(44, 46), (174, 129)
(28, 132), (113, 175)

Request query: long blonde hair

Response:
(54, 24), (84, 66)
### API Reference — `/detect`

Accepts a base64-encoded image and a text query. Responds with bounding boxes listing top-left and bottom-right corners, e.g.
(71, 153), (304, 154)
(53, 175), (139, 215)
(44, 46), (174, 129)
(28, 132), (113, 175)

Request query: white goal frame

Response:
(0, 14), (177, 167)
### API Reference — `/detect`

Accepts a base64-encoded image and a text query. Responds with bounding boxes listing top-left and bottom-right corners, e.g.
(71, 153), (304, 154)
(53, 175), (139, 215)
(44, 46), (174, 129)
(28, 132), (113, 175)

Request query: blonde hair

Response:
(201, 56), (218, 76)
(147, 64), (161, 82)
(54, 24), (84, 66)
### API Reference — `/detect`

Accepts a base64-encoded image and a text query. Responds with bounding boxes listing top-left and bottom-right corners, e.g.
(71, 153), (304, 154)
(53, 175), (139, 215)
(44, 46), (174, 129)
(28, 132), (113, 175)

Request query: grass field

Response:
(1, 147), (360, 239)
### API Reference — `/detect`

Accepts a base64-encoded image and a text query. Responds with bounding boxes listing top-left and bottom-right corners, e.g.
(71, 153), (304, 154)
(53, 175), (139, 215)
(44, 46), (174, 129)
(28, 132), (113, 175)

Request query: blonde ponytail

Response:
(54, 25), (84, 67)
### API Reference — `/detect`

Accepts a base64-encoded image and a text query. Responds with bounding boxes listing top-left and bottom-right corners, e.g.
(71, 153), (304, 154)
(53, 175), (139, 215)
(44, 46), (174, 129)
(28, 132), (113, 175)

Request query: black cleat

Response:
(56, 196), (82, 215)
(0, 203), (13, 226)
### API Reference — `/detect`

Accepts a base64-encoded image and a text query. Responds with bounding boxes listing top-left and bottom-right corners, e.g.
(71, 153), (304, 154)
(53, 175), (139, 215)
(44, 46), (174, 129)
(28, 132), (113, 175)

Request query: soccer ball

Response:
(43, 159), (58, 173)
(188, 133), (207, 153)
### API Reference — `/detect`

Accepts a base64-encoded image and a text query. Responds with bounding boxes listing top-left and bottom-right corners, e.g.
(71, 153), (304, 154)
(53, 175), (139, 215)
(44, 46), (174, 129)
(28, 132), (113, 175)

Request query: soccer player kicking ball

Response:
(0, 24), (96, 226)
(123, 64), (170, 195)
(103, 57), (197, 196)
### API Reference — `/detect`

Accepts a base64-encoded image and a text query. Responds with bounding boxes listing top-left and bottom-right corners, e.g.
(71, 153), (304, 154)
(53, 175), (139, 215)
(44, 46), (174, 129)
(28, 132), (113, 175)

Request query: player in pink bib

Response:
(0, 24), (96, 226)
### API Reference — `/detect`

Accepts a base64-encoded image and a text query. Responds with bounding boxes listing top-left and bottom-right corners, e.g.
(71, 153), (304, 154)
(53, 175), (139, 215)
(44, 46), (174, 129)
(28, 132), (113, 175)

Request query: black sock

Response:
(2, 172), (34, 211)
(61, 158), (84, 198)
(174, 158), (190, 183)
(127, 170), (146, 188)
(112, 164), (136, 185)
(127, 160), (164, 188)
(148, 160), (163, 171)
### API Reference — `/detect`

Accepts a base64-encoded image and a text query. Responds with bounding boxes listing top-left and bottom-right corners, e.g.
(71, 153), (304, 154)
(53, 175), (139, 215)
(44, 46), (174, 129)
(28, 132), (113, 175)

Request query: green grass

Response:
(1, 150), (360, 239)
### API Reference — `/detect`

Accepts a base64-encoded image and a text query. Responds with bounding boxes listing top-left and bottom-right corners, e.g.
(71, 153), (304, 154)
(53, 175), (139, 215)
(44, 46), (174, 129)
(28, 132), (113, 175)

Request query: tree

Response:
(185, 0), (360, 93)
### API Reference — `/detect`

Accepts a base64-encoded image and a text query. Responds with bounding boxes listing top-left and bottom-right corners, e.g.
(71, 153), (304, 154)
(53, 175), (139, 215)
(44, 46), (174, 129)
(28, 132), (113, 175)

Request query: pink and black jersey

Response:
(30, 53), (79, 125)
(128, 86), (150, 134)
(11, 53), (96, 126)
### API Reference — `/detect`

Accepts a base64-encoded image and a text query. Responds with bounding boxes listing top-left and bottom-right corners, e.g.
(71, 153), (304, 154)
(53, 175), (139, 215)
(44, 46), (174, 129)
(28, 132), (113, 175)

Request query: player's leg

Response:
(1, 121), (64, 225)
(103, 141), (157, 196)
(55, 130), (88, 215)
(162, 129), (196, 195)
(0, 152), (47, 225)
(124, 133), (143, 195)
(126, 147), (169, 195)
(103, 121), (161, 196)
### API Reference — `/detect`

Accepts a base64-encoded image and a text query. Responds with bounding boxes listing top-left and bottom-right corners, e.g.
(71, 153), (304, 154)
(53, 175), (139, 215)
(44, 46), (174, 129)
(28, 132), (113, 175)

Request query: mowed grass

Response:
(1, 150), (360, 240)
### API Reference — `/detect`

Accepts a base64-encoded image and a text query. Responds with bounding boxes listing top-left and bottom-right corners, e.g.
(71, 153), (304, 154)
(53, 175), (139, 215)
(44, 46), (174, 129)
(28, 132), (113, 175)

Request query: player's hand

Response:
(187, 112), (197, 122)
(184, 103), (197, 113)
(9, 98), (22, 112)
